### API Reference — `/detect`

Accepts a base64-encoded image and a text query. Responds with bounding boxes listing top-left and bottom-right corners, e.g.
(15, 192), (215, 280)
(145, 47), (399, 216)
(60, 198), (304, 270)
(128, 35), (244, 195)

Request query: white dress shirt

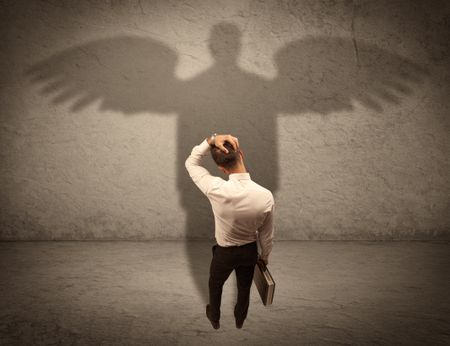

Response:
(185, 139), (274, 262)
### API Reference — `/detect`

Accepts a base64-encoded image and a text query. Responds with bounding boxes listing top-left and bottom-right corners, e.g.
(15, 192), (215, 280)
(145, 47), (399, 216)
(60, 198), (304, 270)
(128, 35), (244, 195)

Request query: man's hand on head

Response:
(208, 134), (239, 153)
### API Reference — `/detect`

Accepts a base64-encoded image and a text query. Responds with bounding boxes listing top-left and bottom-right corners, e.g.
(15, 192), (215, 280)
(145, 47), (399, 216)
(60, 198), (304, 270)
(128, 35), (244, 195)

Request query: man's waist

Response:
(217, 241), (257, 248)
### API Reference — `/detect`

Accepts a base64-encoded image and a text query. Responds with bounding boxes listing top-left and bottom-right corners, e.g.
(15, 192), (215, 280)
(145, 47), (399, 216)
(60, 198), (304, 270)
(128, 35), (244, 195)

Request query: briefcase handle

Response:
(257, 258), (268, 272)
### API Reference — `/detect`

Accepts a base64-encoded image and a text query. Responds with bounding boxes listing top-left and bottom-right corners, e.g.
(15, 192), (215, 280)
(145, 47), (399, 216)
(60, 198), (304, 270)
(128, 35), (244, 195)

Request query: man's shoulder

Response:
(208, 176), (227, 192)
(249, 181), (274, 203)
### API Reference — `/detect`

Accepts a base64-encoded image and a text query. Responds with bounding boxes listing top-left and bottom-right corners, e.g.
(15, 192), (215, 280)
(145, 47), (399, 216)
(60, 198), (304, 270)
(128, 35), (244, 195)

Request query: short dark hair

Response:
(210, 141), (240, 170)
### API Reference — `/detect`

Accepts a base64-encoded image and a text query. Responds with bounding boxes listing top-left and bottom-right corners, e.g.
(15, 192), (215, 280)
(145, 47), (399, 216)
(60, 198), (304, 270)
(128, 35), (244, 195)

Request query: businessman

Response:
(185, 133), (275, 329)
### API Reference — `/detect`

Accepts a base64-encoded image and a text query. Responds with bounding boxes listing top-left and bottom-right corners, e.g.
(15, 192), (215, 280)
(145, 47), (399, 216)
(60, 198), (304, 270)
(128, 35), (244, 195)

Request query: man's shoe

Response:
(235, 319), (244, 329)
(206, 304), (220, 329)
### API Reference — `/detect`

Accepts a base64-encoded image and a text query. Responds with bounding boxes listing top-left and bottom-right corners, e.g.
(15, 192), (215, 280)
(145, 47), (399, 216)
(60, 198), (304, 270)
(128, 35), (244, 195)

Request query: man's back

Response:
(207, 172), (274, 252)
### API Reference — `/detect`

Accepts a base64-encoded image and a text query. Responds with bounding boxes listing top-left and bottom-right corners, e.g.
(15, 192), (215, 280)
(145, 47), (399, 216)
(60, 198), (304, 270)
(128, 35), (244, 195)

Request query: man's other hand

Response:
(213, 134), (239, 153)
(258, 255), (268, 266)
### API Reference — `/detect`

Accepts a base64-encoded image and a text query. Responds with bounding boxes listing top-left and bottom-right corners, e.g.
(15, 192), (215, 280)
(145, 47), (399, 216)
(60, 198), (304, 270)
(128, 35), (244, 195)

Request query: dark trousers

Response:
(208, 241), (258, 322)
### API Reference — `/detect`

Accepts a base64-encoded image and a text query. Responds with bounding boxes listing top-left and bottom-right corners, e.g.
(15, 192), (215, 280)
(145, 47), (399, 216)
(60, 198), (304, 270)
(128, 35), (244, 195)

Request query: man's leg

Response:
(234, 243), (258, 324)
(208, 245), (234, 322)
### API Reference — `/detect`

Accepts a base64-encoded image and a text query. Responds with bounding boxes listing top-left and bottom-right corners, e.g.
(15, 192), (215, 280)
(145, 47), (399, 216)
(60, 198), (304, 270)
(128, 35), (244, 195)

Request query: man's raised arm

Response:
(184, 134), (239, 196)
(185, 138), (222, 196)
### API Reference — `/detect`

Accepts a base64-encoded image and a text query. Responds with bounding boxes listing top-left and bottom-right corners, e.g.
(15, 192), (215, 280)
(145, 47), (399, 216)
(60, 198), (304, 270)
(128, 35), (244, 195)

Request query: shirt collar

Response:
(229, 172), (251, 181)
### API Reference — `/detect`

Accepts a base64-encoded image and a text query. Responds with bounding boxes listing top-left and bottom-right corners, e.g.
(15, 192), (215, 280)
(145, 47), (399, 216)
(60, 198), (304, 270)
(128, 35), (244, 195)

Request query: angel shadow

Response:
(26, 22), (428, 303)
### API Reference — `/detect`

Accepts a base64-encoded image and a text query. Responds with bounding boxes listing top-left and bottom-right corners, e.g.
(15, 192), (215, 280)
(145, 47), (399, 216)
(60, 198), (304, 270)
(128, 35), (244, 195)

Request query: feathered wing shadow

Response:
(26, 23), (428, 304)
(272, 37), (428, 114)
(26, 36), (181, 114)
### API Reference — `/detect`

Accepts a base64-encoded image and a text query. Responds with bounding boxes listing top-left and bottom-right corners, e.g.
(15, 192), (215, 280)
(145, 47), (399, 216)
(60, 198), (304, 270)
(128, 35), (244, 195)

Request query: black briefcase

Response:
(253, 259), (275, 305)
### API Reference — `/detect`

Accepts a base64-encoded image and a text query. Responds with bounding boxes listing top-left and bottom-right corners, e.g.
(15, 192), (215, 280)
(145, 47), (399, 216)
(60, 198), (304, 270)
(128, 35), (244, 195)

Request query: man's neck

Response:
(227, 164), (247, 174)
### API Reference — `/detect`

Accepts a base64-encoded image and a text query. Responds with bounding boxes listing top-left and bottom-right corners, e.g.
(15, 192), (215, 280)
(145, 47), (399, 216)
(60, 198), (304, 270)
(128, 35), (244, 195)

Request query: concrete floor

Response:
(0, 241), (449, 345)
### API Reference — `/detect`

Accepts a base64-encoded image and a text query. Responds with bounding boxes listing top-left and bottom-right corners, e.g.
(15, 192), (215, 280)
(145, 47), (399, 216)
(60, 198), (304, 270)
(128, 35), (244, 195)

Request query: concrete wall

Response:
(1, 0), (449, 240)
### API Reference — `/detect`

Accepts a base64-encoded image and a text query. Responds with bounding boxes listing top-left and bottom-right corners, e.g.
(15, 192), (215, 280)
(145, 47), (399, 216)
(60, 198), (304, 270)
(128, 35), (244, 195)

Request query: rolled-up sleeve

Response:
(185, 139), (224, 196)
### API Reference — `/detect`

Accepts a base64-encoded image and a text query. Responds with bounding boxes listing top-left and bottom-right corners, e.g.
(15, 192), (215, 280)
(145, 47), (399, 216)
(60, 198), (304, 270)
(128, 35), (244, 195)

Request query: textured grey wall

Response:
(1, 0), (449, 240)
